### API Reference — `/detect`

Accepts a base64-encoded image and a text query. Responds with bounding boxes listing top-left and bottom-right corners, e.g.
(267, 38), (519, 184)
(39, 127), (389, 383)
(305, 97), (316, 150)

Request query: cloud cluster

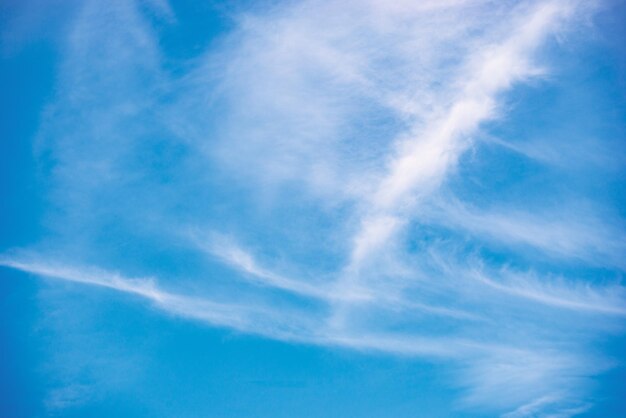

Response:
(2, 0), (625, 416)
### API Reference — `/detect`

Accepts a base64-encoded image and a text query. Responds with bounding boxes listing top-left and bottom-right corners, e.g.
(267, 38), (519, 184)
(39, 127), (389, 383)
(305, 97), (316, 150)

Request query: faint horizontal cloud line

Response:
(467, 268), (626, 316)
(0, 254), (513, 357)
(190, 231), (483, 321)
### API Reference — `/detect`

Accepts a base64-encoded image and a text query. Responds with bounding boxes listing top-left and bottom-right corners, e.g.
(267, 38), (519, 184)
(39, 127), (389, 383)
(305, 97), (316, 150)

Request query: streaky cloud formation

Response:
(2, 0), (625, 416)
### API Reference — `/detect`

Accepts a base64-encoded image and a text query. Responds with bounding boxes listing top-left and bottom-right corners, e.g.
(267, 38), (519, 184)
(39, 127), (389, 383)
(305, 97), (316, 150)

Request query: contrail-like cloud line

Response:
(333, 1), (577, 306)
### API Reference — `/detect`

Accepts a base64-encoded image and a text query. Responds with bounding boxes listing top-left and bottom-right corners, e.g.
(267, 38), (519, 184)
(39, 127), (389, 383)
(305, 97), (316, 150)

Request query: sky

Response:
(1, 0), (626, 417)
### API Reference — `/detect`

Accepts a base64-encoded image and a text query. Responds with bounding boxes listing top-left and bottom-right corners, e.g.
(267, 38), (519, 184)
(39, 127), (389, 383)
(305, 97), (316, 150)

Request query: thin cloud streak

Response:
(471, 269), (626, 316)
(0, 255), (499, 357)
(191, 233), (484, 320)
(344, 1), (577, 270)
(423, 197), (626, 268)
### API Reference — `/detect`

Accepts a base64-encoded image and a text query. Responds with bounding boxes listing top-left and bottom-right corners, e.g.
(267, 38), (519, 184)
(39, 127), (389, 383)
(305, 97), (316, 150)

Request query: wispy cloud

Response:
(471, 268), (626, 316)
(421, 196), (626, 268)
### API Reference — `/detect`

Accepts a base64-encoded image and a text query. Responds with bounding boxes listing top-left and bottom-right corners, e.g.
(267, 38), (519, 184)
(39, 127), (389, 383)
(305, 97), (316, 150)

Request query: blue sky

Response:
(1, 0), (626, 417)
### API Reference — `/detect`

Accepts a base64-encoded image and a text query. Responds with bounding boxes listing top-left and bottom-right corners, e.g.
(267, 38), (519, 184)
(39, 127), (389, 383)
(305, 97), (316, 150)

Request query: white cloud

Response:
(422, 196), (626, 268)
(3, 0), (624, 416)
